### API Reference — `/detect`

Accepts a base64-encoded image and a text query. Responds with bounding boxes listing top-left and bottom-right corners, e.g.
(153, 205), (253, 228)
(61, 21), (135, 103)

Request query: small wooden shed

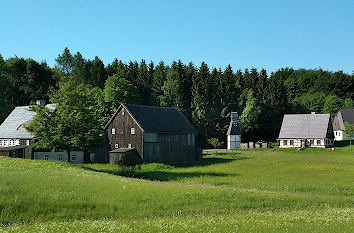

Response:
(109, 148), (140, 165)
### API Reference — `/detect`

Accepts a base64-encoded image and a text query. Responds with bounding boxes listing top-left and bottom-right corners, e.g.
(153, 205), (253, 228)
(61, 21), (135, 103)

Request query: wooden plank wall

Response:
(106, 107), (143, 157)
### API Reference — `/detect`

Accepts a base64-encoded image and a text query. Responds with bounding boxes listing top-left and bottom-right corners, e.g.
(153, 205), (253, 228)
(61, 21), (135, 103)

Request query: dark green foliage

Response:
(1, 48), (353, 148)
(116, 151), (143, 175)
(27, 80), (105, 161)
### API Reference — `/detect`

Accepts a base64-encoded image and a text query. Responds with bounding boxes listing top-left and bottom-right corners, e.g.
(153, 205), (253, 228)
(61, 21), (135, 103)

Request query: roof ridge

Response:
(123, 103), (177, 110)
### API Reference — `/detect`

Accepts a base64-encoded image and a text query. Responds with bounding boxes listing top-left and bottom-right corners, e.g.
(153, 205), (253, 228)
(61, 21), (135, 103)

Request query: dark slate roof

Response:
(278, 114), (333, 139)
(227, 122), (241, 135)
(125, 104), (196, 133)
(105, 104), (196, 133)
(0, 104), (56, 139)
(340, 108), (354, 125)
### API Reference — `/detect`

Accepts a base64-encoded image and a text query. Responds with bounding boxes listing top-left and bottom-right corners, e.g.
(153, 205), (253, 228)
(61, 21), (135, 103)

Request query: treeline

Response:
(0, 48), (353, 147)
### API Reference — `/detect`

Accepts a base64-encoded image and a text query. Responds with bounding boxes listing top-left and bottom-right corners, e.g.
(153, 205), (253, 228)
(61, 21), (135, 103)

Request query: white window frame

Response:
(130, 128), (135, 135)
(122, 110), (125, 115)
(112, 128), (116, 135)
(115, 144), (119, 149)
(26, 140), (30, 146)
(128, 143), (132, 148)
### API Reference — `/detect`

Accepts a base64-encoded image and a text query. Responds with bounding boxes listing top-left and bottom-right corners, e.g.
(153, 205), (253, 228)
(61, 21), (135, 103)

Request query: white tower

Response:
(227, 112), (241, 149)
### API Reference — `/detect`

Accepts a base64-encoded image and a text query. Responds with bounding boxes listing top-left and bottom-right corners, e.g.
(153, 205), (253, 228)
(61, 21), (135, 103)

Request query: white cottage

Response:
(278, 113), (334, 148)
(226, 112), (241, 149)
(332, 108), (354, 141)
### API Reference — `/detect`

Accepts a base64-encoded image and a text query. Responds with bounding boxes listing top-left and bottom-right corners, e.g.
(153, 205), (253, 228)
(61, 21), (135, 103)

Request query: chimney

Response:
(36, 100), (46, 106)
(231, 112), (238, 122)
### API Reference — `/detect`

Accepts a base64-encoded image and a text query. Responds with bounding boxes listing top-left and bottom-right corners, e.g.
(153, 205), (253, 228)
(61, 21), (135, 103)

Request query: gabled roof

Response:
(0, 104), (56, 139)
(105, 104), (196, 133)
(278, 114), (333, 139)
(333, 108), (354, 131)
(227, 122), (241, 135)
(340, 108), (354, 125)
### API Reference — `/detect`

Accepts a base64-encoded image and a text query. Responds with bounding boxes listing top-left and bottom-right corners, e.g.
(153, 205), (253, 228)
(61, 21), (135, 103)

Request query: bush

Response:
(117, 151), (143, 176)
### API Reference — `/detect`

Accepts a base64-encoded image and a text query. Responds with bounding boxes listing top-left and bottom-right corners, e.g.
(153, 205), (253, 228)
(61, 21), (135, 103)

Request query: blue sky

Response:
(1, 0), (353, 73)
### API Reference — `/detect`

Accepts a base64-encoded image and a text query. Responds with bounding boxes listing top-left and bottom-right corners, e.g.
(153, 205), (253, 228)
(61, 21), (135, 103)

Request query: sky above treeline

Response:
(1, 0), (353, 74)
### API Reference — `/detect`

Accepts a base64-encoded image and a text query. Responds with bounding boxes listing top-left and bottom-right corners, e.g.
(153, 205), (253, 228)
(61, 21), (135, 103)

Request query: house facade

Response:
(332, 108), (354, 141)
(104, 104), (198, 163)
(0, 102), (56, 148)
(0, 101), (85, 164)
(226, 112), (241, 149)
(278, 113), (334, 148)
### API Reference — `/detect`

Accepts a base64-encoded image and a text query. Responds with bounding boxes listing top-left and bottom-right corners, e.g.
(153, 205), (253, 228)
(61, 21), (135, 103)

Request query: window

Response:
(128, 144), (132, 148)
(130, 128), (135, 135)
(26, 140), (30, 146)
(283, 140), (287, 146)
(335, 132), (337, 136)
(290, 140), (294, 145)
(317, 139), (321, 145)
(338, 132), (341, 136)
(112, 128), (116, 135)
(58, 155), (63, 161)
(71, 155), (76, 161)
(122, 110), (125, 115)
(115, 144), (119, 149)
(310, 139), (314, 145)
(44, 155), (49, 160)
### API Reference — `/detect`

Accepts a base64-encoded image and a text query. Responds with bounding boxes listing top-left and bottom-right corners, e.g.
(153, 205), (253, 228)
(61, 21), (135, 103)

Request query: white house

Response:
(332, 108), (354, 141)
(0, 101), (84, 163)
(226, 112), (241, 149)
(278, 113), (334, 148)
(0, 101), (56, 148)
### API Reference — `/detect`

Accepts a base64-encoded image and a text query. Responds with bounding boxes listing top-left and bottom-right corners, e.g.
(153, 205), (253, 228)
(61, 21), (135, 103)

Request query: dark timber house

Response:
(104, 104), (198, 163)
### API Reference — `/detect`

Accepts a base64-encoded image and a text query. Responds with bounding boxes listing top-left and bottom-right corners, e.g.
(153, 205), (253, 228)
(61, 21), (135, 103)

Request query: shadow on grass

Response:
(173, 156), (248, 168)
(81, 156), (246, 181)
(333, 141), (351, 148)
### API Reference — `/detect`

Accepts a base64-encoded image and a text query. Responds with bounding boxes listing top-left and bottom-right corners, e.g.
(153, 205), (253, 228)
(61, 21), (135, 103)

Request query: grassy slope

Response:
(0, 147), (353, 232)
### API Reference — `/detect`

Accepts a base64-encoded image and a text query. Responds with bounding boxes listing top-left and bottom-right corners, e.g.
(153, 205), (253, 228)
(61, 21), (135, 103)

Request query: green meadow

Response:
(0, 146), (353, 232)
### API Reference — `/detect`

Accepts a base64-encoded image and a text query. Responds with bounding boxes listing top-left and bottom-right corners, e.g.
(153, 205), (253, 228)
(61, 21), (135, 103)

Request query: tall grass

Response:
(0, 146), (353, 232)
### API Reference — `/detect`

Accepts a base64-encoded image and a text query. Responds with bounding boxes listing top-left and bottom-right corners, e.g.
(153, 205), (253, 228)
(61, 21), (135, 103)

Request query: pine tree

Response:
(152, 61), (167, 105)
(55, 47), (73, 76)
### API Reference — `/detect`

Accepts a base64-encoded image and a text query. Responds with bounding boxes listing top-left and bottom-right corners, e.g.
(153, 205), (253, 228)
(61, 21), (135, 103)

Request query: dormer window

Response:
(17, 124), (29, 130)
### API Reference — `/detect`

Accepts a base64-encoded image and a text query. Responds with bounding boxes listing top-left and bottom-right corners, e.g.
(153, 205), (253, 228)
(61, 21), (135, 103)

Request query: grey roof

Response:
(0, 104), (56, 139)
(340, 108), (354, 125)
(333, 108), (354, 131)
(227, 112), (241, 135)
(110, 148), (137, 153)
(278, 114), (334, 139)
(227, 122), (241, 135)
(105, 104), (196, 133)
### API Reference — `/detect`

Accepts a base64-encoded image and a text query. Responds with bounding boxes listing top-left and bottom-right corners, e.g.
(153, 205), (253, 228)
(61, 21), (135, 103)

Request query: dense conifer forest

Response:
(0, 48), (353, 147)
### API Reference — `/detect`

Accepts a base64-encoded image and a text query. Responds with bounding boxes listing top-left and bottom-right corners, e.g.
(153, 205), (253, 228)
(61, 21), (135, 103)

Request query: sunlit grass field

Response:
(0, 146), (353, 232)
